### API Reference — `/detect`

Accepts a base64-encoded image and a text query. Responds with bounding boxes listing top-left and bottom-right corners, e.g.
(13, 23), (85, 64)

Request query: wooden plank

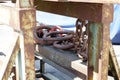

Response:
(71, 60), (87, 75)
(35, 0), (103, 22)
(38, 45), (86, 79)
(35, 52), (86, 80)
(16, 0), (34, 8)
(112, 45), (120, 67)
(38, 45), (80, 68)
(109, 43), (120, 80)
(44, 0), (120, 4)
(44, 73), (59, 80)
(0, 0), (11, 2)
(0, 3), (20, 30)
(0, 25), (19, 80)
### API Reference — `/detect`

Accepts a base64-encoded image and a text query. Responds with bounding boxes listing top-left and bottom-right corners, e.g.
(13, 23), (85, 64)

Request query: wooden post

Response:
(99, 4), (113, 80)
(88, 22), (102, 80)
(88, 4), (113, 80)
(16, 0), (36, 79)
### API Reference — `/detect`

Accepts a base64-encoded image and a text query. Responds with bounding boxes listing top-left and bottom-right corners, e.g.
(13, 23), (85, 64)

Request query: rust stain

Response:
(21, 11), (35, 30)
(104, 8), (111, 18)
(20, 9), (36, 80)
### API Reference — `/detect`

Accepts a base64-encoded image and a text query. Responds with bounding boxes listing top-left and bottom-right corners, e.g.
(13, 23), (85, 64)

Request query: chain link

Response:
(75, 19), (89, 62)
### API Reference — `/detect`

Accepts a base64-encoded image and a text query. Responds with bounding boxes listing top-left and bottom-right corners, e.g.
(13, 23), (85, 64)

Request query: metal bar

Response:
(88, 22), (102, 80)
(40, 60), (45, 73)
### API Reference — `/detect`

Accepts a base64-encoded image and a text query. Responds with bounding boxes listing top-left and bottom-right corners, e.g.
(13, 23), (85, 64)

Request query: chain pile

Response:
(33, 24), (74, 48)
(34, 19), (88, 62)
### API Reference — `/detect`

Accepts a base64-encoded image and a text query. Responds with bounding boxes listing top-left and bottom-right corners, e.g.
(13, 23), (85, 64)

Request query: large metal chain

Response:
(34, 21), (89, 62)
(75, 19), (88, 62)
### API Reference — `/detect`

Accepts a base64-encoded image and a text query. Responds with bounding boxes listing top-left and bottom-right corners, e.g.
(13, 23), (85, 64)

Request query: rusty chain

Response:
(33, 24), (74, 46)
(34, 20), (89, 62)
(33, 25), (53, 45)
(75, 19), (88, 62)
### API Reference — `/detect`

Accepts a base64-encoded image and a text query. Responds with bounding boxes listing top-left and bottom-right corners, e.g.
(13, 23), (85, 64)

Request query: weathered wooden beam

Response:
(0, 3), (20, 30)
(35, 0), (103, 22)
(88, 22), (102, 80)
(38, 45), (86, 79)
(15, 0), (36, 79)
(44, 0), (120, 4)
(35, 0), (114, 22)
(0, 0), (11, 2)
(16, 0), (34, 8)
(87, 4), (113, 80)
(98, 4), (113, 80)
(18, 9), (36, 80)
(109, 43), (120, 80)
(2, 36), (20, 80)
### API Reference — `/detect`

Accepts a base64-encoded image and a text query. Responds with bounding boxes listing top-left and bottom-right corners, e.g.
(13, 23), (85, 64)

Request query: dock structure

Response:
(0, 0), (35, 80)
(0, 0), (120, 80)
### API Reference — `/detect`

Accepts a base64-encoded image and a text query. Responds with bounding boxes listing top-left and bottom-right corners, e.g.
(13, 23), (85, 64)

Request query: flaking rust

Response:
(19, 8), (36, 80)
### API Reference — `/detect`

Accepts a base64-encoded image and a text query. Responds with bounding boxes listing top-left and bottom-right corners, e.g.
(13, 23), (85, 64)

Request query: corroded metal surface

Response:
(43, 31), (74, 41)
(33, 25), (74, 46)
(33, 25), (53, 45)
(19, 8), (36, 80)
(53, 40), (74, 49)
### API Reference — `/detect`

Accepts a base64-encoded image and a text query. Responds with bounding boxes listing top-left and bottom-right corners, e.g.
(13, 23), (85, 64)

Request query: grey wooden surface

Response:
(0, 25), (18, 80)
